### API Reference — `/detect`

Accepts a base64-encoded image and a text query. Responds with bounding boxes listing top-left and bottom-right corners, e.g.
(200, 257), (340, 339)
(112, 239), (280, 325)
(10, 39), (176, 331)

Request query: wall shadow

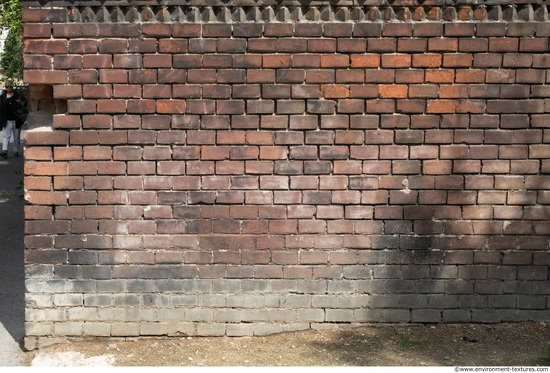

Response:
(0, 151), (26, 347)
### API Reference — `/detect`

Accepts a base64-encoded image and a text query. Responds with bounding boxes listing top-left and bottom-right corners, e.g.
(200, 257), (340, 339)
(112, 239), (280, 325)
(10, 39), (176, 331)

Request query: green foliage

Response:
(395, 328), (441, 351)
(0, 0), (23, 81)
(544, 345), (550, 365)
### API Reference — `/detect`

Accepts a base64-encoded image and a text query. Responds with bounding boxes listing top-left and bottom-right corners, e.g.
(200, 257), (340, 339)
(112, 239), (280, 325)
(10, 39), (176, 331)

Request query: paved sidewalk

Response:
(0, 129), (26, 366)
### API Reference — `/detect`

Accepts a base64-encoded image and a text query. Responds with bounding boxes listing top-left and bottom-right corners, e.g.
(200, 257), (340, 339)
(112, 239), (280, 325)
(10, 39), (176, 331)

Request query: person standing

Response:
(0, 80), (23, 158)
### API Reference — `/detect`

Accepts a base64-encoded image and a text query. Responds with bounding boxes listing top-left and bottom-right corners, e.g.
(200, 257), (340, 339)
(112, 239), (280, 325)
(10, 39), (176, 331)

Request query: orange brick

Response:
(379, 85), (408, 99)
(427, 100), (458, 113)
(322, 85), (349, 99)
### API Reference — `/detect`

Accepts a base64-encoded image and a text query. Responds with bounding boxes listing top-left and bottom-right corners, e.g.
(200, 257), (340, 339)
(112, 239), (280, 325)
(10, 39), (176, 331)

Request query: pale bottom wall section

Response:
(24, 278), (550, 350)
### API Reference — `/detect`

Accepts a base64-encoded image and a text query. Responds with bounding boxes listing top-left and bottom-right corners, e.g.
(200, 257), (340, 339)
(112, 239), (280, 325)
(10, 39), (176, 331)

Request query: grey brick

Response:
(254, 323), (283, 336)
(354, 309), (383, 322)
(127, 279), (155, 292)
(357, 279), (415, 294)
(68, 280), (95, 292)
(475, 280), (504, 294)
(172, 295), (198, 306)
(241, 279), (269, 293)
(442, 310), (471, 323)
(226, 295), (265, 308)
(428, 295), (459, 309)
(26, 280), (67, 293)
(111, 323), (140, 336)
(84, 294), (112, 306)
(282, 323), (310, 332)
(325, 309), (353, 322)
(212, 279), (241, 293)
(471, 309), (501, 323)
(196, 323), (226, 336)
(532, 310), (550, 322)
(343, 265), (372, 279)
(268, 309), (297, 322)
(114, 294), (141, 306)
(27, 309), (66, 322)
(431, 265), (457, 279)
(241, 309), (269, 322)
(265, 295), (311, 308)
(517, 295), (547, 309)
(198, 295), (225, 307)
(503, 281), (532, 294)
(156, 279), (184, 292)
(187, 308), (214, 322)
(82, 266), (113, 279)
(459, 295), (487, 308)
(26, 294), (52, 307)
(98, 308), (127, 322)
(370, 295), (399, 308)
(54, 322), (83, 336)
(381, 309), (411, 322)
(312, 295), (340, 308)
(182, 279), (212, 292)
(68, 251), (97, 265)
(83, 322), (110, 336)
(341, 295), (370, 308)
(398, 294), (428, 308)
(402, 266), (430, 279)
(311, 323), (340, 331)
(96, 280), (126, 292)
(488, 295), (516, 308)
(298, 309), (324, 322)
(68, 307), (96, 321)
(445, 280), (474, 294)
(372, 265), (401, 279)
(269, 279), (297, 292)
(533, 281), (550, 295)
(327, 280), (356, 293)
(27, 265), (54, 278)
(54, 265), (82, 279)
(297, 280), (327, 294)
(227, 324), (254, 337)
(214, 309), (242, 322)
(26, 322), (54, 336)
(128, 308), (156, 321)
(142, 294), (170, 307)
(487, 266), (516, 280)
(501, 309), (531, 322)
(411, 309), (441, 323)
(415, 280), (445, 293)
(167, 322), (195, 336)
(141, 323), (168, 336)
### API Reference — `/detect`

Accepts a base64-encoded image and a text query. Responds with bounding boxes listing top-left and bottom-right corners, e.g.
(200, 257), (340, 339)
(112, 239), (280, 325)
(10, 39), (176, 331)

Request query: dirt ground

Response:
(23, 322), (550, 367)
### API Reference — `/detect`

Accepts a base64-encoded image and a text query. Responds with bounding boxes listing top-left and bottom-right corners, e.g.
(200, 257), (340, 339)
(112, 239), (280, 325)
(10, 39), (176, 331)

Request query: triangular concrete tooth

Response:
(290, 7), (303, 22)
(335, 7), (350, 22)
(262, 7), (275, 22)
(68, 7), (81, 22)
(247, 7), (261, 22)
(320, 6), (334, 21)
(202, 7), (216, 22)
(110, 7), (125, 22)
(187, 7), (200, 22)
(232, 7), (246, 22)
(126, 7), (141, 23)
(502, 5), (516, 21)
(304, 7), (320, 22)
(487, 5), (502, 21)
(81, 6), (95, 22)
(350, 7), (365, 21)
(276, 7), (290, 22)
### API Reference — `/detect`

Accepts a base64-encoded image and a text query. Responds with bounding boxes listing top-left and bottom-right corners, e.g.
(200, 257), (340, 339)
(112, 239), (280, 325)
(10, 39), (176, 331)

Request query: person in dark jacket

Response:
(0, 80), (23, 158)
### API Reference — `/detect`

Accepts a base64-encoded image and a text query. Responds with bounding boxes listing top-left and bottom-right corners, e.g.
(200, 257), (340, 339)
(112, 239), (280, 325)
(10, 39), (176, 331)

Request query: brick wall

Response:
(22, 0), (550, 349)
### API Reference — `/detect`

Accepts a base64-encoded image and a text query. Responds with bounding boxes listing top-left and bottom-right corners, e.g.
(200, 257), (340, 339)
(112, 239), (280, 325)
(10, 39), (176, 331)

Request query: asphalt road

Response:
(0, 129), (26, 365)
